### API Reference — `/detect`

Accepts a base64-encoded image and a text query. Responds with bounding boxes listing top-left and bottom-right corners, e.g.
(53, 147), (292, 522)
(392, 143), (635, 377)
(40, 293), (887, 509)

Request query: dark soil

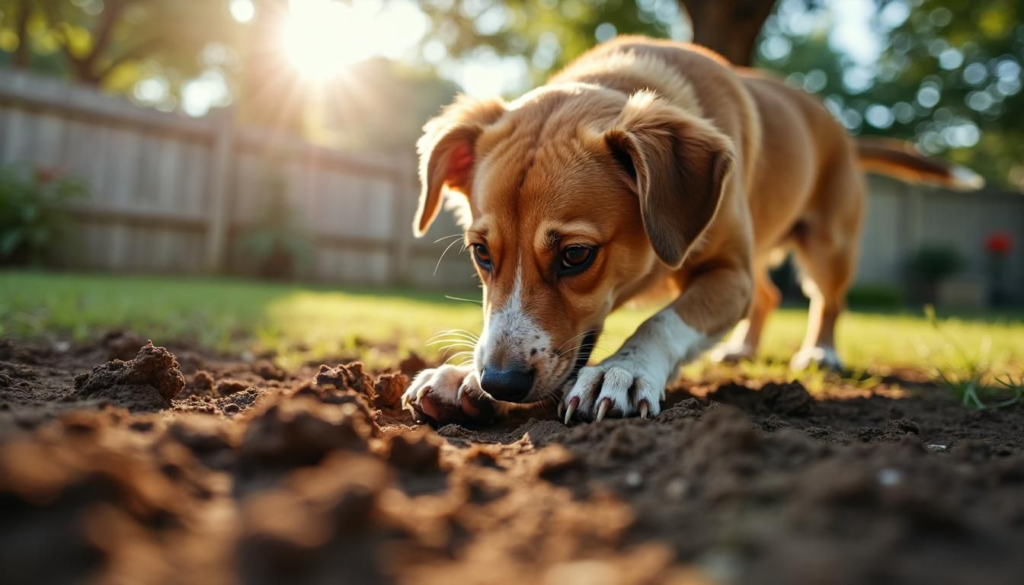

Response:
(2, 336), (1023, 585)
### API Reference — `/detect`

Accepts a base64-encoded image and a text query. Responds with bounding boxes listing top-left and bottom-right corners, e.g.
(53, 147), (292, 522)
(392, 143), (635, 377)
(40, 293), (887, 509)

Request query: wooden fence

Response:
(1, 68), (1021, 302)
(859, 175), (1024, 303)
(0, 68), (473, 288)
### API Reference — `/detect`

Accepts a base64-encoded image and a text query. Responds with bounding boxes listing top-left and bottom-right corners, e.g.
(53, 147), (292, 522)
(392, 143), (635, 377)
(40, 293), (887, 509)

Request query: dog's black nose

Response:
(480, 366), (535, 402)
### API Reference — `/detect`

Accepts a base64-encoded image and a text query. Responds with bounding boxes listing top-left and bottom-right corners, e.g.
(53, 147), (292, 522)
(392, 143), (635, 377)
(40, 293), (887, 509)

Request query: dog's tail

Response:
(854, 137), (985, 191)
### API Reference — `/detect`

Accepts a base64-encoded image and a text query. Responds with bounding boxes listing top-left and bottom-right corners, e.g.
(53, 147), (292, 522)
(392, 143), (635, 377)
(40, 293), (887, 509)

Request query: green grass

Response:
(2, 270), (1021, 377)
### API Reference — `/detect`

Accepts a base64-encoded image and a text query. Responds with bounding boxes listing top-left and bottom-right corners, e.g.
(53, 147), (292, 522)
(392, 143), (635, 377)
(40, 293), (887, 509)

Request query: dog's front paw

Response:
(402, 365), (499, 425)
(562, 357), (667, 423)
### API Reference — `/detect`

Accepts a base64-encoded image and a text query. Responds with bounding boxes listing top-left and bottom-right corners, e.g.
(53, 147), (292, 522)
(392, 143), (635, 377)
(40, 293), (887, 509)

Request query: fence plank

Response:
(205, 114), (236, 273)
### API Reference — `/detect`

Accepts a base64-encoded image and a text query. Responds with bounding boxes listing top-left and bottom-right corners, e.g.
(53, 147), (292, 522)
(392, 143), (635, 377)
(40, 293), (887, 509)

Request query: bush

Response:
(906, 245), (964, 284)
(235, 176), (315, 280)
(847, 285), (904, 308)
(0, 164), (85, 266)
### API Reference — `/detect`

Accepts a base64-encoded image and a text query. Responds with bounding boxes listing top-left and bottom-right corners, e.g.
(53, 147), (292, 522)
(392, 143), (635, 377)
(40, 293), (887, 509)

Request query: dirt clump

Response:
(73, 341), (185, 411)
(190, 371), (215, 395)
(254, 360), (287, 381)
(240, 396), (374, 468)
(374, 372), (408, 409)
(387, 428), (443, 472)
(215, 379), (252, 396)
(314, 362), (373, 396)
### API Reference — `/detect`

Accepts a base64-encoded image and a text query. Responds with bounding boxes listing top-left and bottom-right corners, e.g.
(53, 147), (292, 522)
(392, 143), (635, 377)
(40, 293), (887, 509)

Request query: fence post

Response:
(205, 112), (235, 273)
(390, 152), (417, 285)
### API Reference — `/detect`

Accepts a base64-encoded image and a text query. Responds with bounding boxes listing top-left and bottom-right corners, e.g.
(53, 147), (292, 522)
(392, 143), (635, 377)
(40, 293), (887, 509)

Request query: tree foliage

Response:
(758, 0), (1024, 188)
(0, 0), (244, 97)
(417, 0), (681, 86)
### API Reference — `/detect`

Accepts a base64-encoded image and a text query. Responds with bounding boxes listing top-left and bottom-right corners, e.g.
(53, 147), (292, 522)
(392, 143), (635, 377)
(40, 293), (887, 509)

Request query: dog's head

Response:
(416, 84), (734, 404)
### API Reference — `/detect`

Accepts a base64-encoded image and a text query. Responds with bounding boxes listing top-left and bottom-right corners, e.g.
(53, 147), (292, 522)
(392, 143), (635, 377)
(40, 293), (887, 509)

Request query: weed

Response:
(924, 305), (1022, 409)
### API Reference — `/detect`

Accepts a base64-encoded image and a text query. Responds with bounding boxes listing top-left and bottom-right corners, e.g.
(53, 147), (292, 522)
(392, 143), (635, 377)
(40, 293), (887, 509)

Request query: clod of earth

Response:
(73, 341), (185, 411)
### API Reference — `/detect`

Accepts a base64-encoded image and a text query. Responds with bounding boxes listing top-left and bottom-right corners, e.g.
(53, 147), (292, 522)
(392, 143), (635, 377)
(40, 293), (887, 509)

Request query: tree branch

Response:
(78, 0), (129, 77)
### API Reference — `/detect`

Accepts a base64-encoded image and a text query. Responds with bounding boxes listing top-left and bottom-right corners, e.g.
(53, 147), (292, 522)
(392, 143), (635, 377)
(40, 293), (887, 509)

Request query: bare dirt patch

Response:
(1, 336), (1023, 584)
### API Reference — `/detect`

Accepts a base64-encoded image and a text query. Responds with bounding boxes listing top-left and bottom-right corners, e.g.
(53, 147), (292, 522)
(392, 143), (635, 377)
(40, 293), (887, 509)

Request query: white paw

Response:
(402, 365), (499, 424)
(709, 341), (756, 364)
(562, 354), (668, 423)
(790, 346), (843, 371)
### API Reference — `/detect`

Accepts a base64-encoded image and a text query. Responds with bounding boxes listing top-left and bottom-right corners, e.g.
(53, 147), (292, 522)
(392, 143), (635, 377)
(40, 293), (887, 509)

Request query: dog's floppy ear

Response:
(605, 91), (735, 268)
(414, 95), (506, 237)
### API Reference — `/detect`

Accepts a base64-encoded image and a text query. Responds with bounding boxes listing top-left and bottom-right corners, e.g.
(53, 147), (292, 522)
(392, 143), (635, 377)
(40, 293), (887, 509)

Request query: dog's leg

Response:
(790, 245), (855, 371)
(710, 266), (780, 363)
(790, 158), (864, 371)
(402, 365), (509, 424)
(564, 265), (752, 422)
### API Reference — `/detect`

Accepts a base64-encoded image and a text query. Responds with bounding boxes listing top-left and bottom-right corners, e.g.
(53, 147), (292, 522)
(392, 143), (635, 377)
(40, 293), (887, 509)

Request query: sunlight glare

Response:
(229, 0), (255, 23)
(280, 0), (427, 81)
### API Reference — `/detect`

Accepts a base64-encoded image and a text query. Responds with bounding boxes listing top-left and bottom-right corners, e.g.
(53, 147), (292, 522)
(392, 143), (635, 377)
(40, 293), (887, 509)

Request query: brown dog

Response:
(402, 37), (982, 425)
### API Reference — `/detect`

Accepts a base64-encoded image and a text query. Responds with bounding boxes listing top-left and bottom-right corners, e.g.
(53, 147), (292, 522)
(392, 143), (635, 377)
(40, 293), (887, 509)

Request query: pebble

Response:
(625, 470), (643, 488)
(878, 467), (903, 486)
(664, 478), (689, 499)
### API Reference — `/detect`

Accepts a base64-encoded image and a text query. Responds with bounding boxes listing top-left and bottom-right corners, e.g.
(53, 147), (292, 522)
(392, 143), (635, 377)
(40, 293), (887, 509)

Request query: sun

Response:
(280, 0), (360, 79)
(278, 0), (427, 81)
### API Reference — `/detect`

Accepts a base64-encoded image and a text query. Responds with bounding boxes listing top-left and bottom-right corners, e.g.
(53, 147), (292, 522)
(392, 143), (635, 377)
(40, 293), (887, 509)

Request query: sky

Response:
(178, 0), (889, 117)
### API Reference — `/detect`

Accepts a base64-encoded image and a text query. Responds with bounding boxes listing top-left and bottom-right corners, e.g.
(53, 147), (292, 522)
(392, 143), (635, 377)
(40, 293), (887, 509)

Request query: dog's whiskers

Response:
(445, 295), (483, 305)
(441, 350), (476, 366)
(433, 233), (463, 244)
(427, 342), (476, 354)
(432, 345), (476, 356)
(558, 340), (600, 359)
(427, 333), (479, 345)
(428, 329), (479, 342)
(433, 238), (468, 277)
(426, 338), (477, 348)
(555, 329), (596, 355)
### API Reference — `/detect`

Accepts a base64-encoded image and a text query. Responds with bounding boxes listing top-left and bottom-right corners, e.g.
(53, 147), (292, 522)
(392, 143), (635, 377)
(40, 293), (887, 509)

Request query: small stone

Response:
(665, 478), (689, 500)
(877, 467), (903, 486)
(625, 470), (643, 488)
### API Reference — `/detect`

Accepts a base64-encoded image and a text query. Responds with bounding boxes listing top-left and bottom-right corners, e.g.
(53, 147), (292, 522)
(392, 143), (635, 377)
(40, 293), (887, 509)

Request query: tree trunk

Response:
(678, 0), (779, 66)
(12, 0), (33, 68)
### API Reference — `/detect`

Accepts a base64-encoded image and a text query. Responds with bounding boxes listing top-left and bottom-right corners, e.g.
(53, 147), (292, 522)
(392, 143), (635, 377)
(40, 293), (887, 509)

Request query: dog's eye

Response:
(472, 244), (492, 271)
(560, 245), (595, 273)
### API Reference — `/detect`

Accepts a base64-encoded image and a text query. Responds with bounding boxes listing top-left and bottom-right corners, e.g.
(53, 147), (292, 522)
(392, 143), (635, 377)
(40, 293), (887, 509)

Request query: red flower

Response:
(33, 166), (62, 184)
(985, 232), (1012, 255)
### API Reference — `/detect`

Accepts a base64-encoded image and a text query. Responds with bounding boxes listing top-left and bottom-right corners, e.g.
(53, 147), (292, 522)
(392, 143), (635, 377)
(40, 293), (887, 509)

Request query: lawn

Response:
(2, 270), (1021, 378)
